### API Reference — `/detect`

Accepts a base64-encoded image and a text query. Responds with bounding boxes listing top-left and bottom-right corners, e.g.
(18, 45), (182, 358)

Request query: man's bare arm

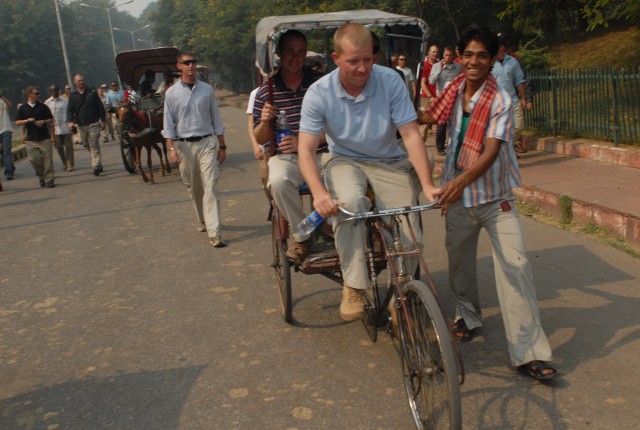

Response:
(397, 121), (440, 202)
(298, 131), (337, 218)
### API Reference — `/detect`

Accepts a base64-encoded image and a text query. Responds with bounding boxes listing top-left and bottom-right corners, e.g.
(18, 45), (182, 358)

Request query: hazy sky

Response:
(116, 0), (155, 18)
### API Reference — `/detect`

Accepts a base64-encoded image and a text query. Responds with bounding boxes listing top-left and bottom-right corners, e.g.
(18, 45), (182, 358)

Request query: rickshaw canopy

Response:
(255, 9), (429, 78)
(115, 47), (180, 91)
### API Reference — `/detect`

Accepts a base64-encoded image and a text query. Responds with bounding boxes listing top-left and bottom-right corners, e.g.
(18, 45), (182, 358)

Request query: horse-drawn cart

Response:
(114, 48), (178, 180)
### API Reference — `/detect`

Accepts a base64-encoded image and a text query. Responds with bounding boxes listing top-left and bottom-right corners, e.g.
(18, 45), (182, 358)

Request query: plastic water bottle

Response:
(276, 110), (291, 160)
(296, 210), (325, 236)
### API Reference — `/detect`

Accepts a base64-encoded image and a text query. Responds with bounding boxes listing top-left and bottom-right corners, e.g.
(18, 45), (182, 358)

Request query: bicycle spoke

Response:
(398, 281), (461, 429)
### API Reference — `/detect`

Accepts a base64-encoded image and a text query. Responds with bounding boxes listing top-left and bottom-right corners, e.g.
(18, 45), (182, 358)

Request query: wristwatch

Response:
(219, 144), (227, 150)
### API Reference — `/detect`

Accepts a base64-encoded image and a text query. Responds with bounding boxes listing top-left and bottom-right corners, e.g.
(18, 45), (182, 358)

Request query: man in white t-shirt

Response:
(395, 53), (416, 99)
(246, 88), (271, 201)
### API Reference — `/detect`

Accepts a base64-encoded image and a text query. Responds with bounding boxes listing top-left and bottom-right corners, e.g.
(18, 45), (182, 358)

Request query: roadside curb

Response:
(513, 186), (640, 252)
(523, 135), (640, 169)
(518, 136), (639, 252)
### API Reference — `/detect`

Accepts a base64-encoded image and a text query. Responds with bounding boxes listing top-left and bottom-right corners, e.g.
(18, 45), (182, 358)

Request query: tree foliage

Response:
(496, 0), (639, 35)
(0, 0), (147, 109)
(1, 0), (635, 106)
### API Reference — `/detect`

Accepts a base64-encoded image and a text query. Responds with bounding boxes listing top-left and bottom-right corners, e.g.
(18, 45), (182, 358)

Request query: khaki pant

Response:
(176, 136), (222, 237)
(25, 139), (55, 183)
(323, 153), (420, 290)
(78, 121), (102, 169)
(54, 133), (74, 168)
(419, 97), (432, 142)
(445, 199), (553, 366)
(268, 153), (322, 243)
(514, 102), (525, 150)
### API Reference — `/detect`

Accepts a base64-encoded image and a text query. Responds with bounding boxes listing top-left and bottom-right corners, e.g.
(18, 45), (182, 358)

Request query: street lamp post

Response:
(113, 24), (150, 50)
(80, 0), (133, 87)
(53, 0), (73, 88)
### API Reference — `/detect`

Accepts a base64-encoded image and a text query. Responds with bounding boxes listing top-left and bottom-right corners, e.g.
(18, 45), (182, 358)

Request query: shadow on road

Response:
(0, 365), (205, 430)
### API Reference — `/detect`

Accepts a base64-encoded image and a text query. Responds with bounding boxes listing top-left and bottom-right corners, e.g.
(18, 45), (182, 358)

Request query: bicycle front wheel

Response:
(271, 213), (292, 323)
(397, 280), (461, 429)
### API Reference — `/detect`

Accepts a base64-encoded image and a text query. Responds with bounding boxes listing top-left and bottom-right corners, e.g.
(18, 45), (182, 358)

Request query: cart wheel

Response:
(120, 133), (136, 174)
(271, 209), (292, 323)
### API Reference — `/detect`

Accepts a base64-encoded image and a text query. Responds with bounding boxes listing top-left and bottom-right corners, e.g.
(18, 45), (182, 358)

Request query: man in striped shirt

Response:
(252, 30), (324, 261)
(419, 25), (558, 381)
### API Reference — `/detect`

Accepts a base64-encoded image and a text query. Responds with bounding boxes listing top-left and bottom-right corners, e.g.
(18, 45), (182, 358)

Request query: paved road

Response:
(1, 104), (639, 429)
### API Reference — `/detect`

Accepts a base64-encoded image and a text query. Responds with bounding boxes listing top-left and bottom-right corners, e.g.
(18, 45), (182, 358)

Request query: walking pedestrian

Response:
(45, 84), (74, 171)
(15, 86), (56, 188)
(0, 94), (15, 180)
(67, 74), (106, 176)
(419, 24), (558, 381)
(162, 52), (228, 248)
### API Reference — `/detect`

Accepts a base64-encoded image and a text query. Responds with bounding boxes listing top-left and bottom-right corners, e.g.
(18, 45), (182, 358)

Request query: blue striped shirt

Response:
(162, 79), (224, 139)
(440, 80), (521, 207)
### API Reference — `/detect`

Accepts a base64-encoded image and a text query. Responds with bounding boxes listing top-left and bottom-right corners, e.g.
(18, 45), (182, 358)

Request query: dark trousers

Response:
(436, 123), (447, 152)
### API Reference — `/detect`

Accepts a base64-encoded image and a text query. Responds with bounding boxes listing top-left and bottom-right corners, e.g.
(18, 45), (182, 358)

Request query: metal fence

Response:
(525, 67), (640, 146)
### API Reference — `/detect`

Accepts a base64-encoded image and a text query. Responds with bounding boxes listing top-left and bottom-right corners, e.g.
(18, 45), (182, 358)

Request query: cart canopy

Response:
(115, 47), (180, 91)
(255, 9), (428, 78)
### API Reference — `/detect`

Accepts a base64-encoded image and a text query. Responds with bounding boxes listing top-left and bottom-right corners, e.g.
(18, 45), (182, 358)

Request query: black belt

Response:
(177, 134), (212, 142)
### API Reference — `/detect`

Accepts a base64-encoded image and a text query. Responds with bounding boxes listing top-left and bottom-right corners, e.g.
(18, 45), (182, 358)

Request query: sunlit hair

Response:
(333, 23), (372, 55)
(25, 85), (38, 97)
(177, 51), (196, 63)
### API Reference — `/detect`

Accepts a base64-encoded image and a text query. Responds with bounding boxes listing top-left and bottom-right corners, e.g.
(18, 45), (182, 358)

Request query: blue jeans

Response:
(1, 131), (13, 177)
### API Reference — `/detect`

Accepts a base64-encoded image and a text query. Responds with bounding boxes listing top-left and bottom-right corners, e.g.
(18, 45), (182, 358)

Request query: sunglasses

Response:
(398, 58), (407, 61)
(180, 59), (197, 65)
(32, 92), (40, 95)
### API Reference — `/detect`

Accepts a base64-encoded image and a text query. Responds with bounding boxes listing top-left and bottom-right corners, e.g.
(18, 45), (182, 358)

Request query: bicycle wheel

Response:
(397, 280), (461, 429)
(271, 213), (292, 323)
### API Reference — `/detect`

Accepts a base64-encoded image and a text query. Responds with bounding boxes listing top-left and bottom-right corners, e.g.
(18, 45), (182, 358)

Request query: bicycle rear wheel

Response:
(397, 280), (461, 429)
(271, 214), (292, 323)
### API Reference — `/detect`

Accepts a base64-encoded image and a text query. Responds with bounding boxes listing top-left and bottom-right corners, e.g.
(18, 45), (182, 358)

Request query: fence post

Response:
(611, 67), (620, 146)
(551, 70), (558, 136)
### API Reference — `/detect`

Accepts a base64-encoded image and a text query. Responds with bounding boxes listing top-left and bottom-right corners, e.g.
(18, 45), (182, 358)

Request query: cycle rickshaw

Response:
(256, 10), (464, 429)
(115, 47), (179, 174)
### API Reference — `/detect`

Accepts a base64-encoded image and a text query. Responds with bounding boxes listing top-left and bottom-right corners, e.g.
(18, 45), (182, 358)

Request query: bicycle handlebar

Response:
(338, 200), (440, 222)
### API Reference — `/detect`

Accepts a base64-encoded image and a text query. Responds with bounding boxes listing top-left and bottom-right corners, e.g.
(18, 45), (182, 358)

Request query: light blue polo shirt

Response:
(300, 64), (416, 161)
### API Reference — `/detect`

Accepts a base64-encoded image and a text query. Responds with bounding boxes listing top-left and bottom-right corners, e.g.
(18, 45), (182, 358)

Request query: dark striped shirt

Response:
(253, 67), (323, 148)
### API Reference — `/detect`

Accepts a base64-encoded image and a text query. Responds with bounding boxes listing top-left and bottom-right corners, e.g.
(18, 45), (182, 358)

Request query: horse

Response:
(117, 104), (171, 184)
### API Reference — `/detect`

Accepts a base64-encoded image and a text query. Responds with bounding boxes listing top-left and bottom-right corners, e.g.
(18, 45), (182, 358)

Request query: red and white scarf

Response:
(427, 73), (498, 169)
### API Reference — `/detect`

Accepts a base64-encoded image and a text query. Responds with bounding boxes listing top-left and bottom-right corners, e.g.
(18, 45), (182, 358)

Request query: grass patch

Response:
(548, 25), (640, 69)
(558, 194), (573, 225)
(516, 199), (639, 258)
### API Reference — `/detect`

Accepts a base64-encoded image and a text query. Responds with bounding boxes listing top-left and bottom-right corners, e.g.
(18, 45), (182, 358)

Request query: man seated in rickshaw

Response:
(298, 24), (439, 322)
(252, 29), (324, 262)
(138, 70), (156, 98)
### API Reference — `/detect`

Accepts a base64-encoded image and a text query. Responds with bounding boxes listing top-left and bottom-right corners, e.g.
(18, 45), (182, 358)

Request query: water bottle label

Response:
(276, 129), (290, 145)
(307, 211), (324, 227)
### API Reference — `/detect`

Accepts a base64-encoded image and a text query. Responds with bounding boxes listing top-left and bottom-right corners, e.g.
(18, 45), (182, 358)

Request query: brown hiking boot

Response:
(286, 237), (312, 260)
(340, 286), (366, 321)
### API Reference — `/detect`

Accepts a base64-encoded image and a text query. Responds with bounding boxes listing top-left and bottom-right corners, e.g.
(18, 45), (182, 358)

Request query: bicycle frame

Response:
(338, 203), (464, 382)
